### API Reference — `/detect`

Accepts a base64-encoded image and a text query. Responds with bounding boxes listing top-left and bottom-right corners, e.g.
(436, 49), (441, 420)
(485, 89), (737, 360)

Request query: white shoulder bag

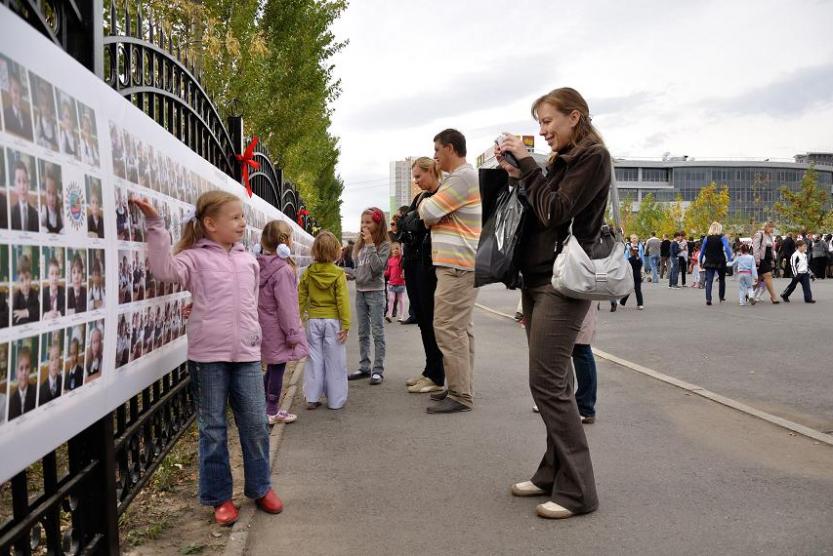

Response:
(551, 162), (634, 300)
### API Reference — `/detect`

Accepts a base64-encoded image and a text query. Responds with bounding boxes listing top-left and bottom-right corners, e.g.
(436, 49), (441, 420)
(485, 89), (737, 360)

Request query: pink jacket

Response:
(384, 255), (405, 286)
(257, 254), (308, 364)
(146, 216), (262, 362)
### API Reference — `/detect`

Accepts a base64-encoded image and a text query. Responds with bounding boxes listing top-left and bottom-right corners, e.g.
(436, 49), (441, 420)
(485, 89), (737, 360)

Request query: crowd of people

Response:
(608, 224), (830, 309)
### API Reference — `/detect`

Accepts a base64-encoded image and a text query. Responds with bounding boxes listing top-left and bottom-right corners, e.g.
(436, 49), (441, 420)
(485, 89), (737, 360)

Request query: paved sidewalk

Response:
(248, 294), (833, 555)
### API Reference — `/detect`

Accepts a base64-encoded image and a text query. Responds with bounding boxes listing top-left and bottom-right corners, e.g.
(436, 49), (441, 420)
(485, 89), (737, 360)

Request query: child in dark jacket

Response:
(258, 220), (308, 425)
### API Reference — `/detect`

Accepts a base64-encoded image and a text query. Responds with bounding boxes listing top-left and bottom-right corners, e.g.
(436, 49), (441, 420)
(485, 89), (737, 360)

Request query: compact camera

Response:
(495, 134), (520, 168)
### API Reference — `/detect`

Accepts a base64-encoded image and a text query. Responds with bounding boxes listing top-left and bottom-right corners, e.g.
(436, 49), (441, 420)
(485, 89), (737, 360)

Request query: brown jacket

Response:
(517, 138), (612, 287)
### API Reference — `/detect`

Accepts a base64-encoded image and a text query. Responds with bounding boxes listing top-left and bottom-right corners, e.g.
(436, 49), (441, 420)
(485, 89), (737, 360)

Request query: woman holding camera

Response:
(496, 87), (608, 519)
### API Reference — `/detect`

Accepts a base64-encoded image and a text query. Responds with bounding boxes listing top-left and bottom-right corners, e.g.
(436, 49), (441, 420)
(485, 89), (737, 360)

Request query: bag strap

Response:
(608, 159), (625, 242)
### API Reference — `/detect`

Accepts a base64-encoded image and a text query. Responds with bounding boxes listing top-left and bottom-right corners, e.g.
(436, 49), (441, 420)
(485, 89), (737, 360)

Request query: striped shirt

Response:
(418, 162), (481, 271)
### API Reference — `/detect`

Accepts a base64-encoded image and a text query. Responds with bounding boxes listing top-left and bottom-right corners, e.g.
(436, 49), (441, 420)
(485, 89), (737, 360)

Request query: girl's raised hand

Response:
(130, 196), (159, 219)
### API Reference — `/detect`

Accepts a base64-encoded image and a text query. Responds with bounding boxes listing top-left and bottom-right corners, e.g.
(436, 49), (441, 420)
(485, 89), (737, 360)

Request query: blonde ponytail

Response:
(175, 190), (242, 254)
(261, 219), (296, 269)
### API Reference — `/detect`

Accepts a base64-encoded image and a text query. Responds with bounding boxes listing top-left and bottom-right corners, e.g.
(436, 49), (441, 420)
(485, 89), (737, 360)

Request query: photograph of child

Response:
(0, 148), (8, 229)
(66, 248), (87, 316)
(56, 90), (79, 159)
(116, 314), (130, 369)
(86, 175), (104, 238)
(63, 325), (85, 392)
(29, 72), (58, 151)
(144, 253), (155, 298)
(0, 342), (8, 424)
(0, 245), (9, 329)
(124, 132), (138, 184)
(142, 306), (154, 355)
(130, 311), (143, 362)
(8, 337), (38, 420)
(37, 330), (63, 407)
(76, 102), (99, 166)
(88, 249), (105, 310)
(137, 140), (150, 188)
(115, 186), (130, 241)
(109, 122), (126, 179)
(1, 56), (34, 141)
(8, 149), (39, 232)
(128, 192), (144, 242)
(38, 159), (63, 234)
(12, 245), (40, 325)
(40, 246), (65, 321)
(132, 250), (145, 301)
(118, 251), (131, 304)
(84, 320), (104, 382)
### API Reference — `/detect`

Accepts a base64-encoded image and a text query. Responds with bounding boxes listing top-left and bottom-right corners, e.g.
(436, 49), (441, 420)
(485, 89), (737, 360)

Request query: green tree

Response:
(683, 183), (730, 236)
(619, 193), (636, 236)
(657, 195), (684, 238)
(634, 193), (664, 238)
(773, 167), (829, 234)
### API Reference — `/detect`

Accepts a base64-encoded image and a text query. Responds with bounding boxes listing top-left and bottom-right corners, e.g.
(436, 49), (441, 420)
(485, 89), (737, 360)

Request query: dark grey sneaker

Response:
(348, 371), (370, 381)
(369, 373), (383, 385)
(426, 398), (471, 414)
(430, 389), (448, 402)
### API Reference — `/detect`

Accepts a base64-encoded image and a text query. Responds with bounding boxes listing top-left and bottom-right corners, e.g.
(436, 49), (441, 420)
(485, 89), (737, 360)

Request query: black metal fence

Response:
(1, 1), (310, 553)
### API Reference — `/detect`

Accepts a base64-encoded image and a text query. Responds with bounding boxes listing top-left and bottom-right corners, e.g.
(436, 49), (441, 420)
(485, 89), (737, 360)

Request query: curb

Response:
(474, 303), (833, 447)
(223, 359), (306, 556)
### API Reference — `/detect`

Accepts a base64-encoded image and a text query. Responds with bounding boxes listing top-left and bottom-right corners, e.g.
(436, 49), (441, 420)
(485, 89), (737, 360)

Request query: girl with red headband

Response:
(347, 207), (390, 385)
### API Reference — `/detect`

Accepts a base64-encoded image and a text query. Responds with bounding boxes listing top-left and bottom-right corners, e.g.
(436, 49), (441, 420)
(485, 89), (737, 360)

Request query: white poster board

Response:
(0, 6), (313, 483)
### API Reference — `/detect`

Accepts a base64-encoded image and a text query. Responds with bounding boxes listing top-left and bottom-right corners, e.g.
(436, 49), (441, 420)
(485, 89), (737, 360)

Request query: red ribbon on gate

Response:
(236, 136), (260, 198)
(297, 208), (309, 227)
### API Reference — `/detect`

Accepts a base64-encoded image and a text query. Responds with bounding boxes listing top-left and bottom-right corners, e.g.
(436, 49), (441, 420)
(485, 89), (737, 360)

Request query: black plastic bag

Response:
(475, 172), (526, 289)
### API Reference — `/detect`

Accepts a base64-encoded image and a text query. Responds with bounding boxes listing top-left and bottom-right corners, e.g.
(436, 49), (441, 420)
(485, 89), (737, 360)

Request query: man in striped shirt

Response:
(418, 129), (482, 414)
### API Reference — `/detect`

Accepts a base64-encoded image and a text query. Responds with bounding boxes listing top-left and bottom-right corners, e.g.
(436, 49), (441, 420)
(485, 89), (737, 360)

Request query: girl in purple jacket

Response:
(258, 220), (308, 424)
(132, 191), (283, 527)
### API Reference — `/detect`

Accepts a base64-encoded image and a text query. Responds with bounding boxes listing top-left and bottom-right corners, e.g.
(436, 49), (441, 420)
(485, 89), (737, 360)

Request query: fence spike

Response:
(148, 10), (154, 43)
(125, 0), (131, 36)
(109, 0), (117, 36)
(136, 1), (143, 38)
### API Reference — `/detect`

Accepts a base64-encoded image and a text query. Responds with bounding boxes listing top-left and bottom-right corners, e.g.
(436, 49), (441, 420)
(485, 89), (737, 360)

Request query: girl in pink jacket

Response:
(132, 191), (283, 527)
(258, 220), (308, 425)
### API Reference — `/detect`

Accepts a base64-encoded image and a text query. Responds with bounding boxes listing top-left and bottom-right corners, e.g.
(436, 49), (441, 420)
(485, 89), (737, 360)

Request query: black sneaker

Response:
(780, 294), (790, 303)
(806, 299), (816, 303)
(369, 373), (383, 385)
(430, 389), (448, 402)
(399, 316), (418, 325)
(348, 371), (371, 381)
(426, 398), (471, 414)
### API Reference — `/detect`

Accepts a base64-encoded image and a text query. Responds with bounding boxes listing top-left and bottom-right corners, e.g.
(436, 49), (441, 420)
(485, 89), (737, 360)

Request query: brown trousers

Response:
(522, 284), (598, 514)
(433, 267), (477, 407)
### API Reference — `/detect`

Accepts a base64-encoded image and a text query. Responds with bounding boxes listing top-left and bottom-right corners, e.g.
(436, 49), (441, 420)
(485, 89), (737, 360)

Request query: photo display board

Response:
(0, 6), (313, 482)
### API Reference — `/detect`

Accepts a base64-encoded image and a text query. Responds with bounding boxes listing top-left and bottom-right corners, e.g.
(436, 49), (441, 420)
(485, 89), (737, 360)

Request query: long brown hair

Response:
(353, 207), (389, 257)
(531, 87), (605, 150)
(175, 190), (241, 254)
(261, 219), (296, 269)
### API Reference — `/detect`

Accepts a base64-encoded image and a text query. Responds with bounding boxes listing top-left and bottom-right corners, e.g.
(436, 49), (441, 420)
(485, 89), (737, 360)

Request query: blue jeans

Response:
(189, 360), (271, 506)
(669, 256), (680, 286)
(649, 255), (660, 283)
(573, 344), (597, 418)
(356, 290), (386, 374)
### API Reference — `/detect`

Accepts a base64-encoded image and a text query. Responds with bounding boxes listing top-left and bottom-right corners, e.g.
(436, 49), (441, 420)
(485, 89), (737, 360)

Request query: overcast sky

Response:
(329, 0), (833, 232)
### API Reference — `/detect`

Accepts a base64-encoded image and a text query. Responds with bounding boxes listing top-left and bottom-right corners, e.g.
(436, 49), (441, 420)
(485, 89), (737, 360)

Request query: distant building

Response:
(479, 150), (833, 224)
(389, 157), (418, 215)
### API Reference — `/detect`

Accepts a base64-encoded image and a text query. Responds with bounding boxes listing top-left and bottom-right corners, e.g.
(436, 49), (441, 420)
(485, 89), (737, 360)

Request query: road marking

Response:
(474, 303), (833, 447)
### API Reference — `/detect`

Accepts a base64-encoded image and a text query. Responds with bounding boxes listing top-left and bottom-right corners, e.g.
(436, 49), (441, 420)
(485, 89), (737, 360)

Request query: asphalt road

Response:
(248, 283), (833, 555)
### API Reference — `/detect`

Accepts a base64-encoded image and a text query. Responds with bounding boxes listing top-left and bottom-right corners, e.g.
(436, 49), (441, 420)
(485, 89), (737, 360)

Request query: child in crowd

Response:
(299, 231), (350, 410)
(384, 242), (407, 323)
(732, 244), (758, 305)
(781, 240), (816, 303)
(690, 242), (702, 288)
(347, 208), (390, 385)
(258, 220), (308, 424)
(132, 190), (282, 527)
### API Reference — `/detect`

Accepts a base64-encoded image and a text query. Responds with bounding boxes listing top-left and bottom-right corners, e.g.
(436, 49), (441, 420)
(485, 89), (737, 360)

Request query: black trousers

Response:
(620, 258), (644, 306)
(782, 273), (813, 302)
(403, 261), (445, 386)
(522, 285), (598, 514)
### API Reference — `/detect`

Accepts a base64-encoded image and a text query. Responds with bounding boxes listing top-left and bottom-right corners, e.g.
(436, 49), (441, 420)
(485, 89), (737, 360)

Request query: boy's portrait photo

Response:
(37, 330), (64, 407)
(76, 102), (99, 167)
(86, 175), (104, 238)
(65, 248), (87, 316)
(87, 249), (105, 311)
(29, 72), (59, 152)
(8, 336), (39, 420)
(118, 250), (132, 304)
(115, 185), (130, 241)
(38, 159), (63, 234)
(116, 314), (130, 369)
(0, 245), (9, 329)
(7, 149), (39, 232)
(109, 121), (126, 179)
(56, 90), (80, 160)
(1, 56), (34, 142)
(12, 245), (40, 325)
(40, 246), (65, 321)
(84, 320), (104, 382)
(63, 325), (85, 392)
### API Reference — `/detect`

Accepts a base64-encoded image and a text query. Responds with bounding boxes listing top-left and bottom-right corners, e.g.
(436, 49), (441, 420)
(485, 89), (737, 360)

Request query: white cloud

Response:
(329, 0), (833, 231)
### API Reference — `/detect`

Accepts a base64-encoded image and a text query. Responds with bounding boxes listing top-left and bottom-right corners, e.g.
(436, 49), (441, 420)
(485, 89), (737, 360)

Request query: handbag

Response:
(551, 161), (634, 300)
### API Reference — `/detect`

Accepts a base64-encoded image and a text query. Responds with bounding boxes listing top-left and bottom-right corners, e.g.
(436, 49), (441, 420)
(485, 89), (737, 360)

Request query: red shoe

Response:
(214, 500), (239, 526)
(256, 488), (284, 514)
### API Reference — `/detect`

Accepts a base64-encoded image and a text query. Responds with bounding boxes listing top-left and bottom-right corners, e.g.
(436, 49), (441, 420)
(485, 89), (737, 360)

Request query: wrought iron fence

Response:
(1, 0), (312, 553)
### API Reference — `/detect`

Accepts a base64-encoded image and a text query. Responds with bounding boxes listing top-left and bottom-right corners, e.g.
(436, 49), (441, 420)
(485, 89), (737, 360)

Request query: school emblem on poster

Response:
(64, 179), (87, 231)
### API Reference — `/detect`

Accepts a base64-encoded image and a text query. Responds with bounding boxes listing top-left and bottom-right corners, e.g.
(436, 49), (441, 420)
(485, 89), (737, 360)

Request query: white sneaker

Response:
(405, 375), (423, 387)
(408, 377), (443, 393)
(511, 481), (547, 497)
(536, 501), (574, 519)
